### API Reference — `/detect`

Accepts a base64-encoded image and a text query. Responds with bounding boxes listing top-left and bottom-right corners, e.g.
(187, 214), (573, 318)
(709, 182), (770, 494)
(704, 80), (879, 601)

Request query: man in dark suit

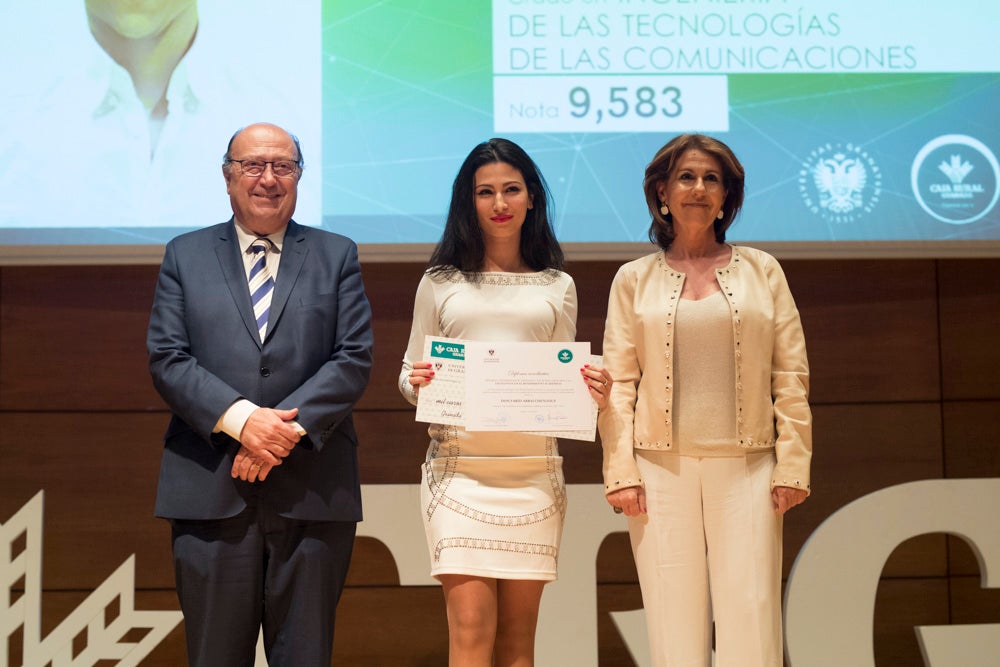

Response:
(147, 122), (373, 666)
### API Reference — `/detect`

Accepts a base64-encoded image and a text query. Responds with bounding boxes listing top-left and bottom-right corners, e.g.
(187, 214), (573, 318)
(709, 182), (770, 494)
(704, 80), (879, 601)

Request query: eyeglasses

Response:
(228, 159), (300, 178)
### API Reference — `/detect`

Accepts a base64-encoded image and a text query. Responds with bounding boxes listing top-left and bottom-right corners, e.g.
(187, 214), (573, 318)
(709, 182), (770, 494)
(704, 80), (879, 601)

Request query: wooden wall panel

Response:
(346, 537), (403, 586)
(781, 259), (940, 405)
(596, 533), (638, 585)
(938, 259), (1000, 400)
(943, 400), (1000, 480)
(359, 262), (424, 412)
(949, 574), (1000, 625)
(1, 257), (998, 666)
(0, 266), (162, 411)
(354, 410), (427, 484)
(561, 260), (620, 352)
(333, 587), (449, 666)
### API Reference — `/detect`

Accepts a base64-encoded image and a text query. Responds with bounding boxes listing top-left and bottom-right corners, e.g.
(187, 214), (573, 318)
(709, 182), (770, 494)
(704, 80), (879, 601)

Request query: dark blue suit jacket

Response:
(147, 219), (373, 521)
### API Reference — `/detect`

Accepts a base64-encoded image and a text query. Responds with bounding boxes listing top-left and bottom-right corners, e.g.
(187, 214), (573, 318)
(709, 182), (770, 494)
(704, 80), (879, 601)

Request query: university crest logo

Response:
(799, 143), (882, 224)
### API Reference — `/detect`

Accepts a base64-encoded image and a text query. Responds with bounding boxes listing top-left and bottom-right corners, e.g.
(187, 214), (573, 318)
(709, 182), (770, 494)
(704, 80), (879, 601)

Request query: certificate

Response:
(414, 336), (467, 426)
(464, 340), (595, 436)
(414, 336), (599, 441)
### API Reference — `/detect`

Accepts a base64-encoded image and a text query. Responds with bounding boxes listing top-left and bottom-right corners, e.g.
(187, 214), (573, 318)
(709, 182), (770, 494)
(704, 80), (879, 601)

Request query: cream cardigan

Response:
(598, 246), (812, 496)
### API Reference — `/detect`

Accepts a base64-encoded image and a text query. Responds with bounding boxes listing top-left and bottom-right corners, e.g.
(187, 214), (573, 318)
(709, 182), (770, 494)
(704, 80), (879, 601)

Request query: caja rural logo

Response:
(911, 134), (999, 225)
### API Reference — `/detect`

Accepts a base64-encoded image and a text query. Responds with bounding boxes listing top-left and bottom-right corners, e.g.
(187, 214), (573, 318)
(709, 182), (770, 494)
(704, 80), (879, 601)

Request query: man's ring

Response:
(251, 462), (260, 468)
(613, 506), (624, 514)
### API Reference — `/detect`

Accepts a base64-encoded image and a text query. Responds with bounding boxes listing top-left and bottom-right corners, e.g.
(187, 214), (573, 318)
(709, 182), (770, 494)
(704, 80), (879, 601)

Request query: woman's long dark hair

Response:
(428, 138), (564, 274)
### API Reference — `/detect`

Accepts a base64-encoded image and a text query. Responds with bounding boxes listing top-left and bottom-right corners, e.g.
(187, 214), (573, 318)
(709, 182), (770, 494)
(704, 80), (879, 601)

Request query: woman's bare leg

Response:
(440, 574), (498, 667)
(494, 579), (545, 667)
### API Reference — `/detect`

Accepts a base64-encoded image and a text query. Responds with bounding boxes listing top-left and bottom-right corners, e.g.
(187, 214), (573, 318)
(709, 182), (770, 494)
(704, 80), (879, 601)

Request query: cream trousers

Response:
(628, 450), (783, 667)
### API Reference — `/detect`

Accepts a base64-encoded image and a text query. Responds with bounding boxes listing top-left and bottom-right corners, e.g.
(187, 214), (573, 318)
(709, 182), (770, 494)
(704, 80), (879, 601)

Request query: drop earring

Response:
(717, 209), (724, 220)
(660, 203), (669, 216)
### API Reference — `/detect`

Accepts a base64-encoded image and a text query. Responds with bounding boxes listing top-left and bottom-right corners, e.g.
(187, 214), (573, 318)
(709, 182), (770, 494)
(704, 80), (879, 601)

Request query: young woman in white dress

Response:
(399, 138), (612, 666)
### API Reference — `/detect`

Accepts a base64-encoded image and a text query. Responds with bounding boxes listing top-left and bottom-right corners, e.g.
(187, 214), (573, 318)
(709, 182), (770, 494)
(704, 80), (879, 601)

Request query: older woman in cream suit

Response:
(598, 134), (812, 667)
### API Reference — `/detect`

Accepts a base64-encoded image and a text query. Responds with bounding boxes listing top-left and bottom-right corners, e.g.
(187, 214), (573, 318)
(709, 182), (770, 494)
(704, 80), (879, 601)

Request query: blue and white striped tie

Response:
(248, 238), (274, 341)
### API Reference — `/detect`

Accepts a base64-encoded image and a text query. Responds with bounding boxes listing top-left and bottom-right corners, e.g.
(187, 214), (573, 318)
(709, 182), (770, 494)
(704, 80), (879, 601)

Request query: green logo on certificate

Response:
(431, 342), (465, 360)
(557, 349), (573, 363)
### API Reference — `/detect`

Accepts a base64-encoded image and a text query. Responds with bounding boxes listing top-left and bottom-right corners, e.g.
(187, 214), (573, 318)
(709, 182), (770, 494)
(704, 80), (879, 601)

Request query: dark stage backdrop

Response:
(1, 256), (998, 665)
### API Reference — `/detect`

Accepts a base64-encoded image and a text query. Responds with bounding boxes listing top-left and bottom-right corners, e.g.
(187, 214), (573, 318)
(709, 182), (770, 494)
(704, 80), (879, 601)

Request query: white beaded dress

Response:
(399, 268), (578, 580)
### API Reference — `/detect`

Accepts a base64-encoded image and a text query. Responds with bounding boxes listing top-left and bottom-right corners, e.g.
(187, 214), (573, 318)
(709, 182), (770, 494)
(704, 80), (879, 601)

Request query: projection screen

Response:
(1, 0), (997, 263)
